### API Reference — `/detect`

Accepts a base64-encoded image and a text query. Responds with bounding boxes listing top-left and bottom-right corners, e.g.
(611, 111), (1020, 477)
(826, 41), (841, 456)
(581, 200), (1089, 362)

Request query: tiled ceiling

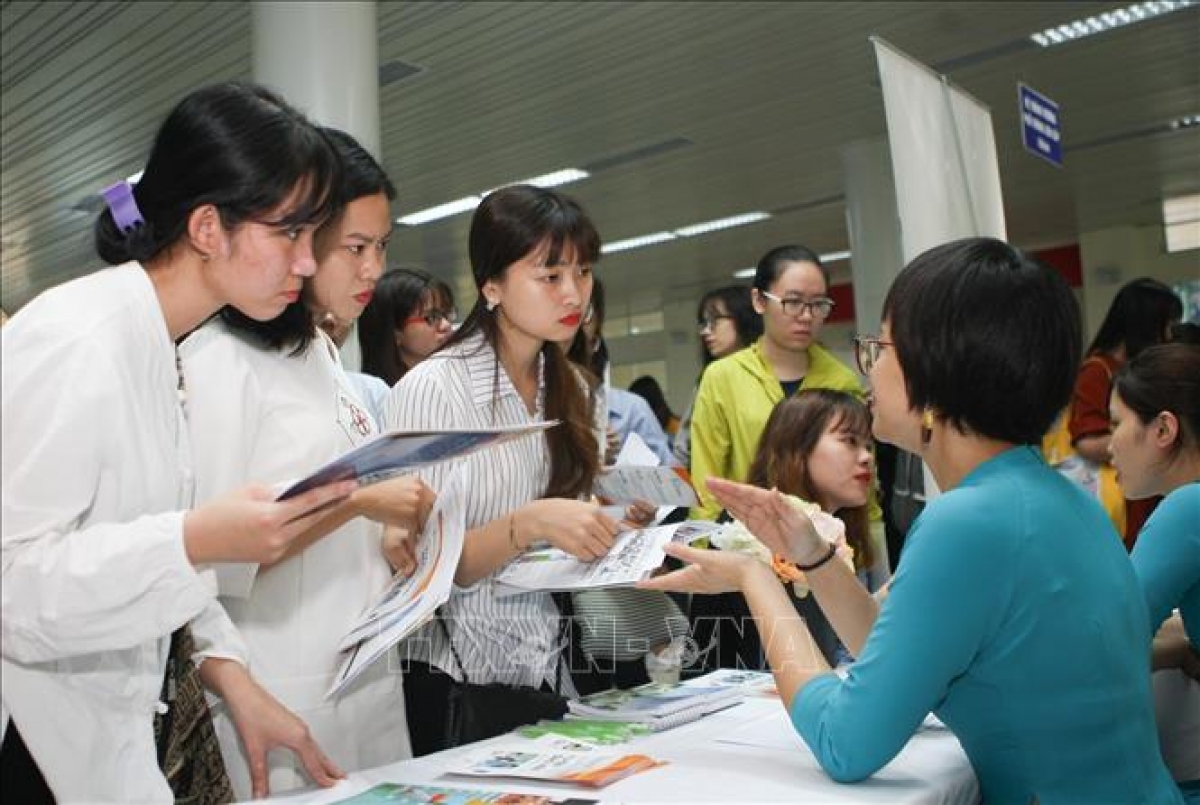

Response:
(2, 1), (1198, 315)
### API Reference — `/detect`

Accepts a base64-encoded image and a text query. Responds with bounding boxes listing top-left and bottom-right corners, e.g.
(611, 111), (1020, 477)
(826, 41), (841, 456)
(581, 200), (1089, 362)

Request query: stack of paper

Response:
(567, 678), (745, 731)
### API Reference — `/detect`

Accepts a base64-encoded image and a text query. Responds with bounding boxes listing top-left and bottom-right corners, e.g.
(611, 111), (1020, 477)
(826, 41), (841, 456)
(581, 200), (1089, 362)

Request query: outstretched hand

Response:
(637, 542), (769, 595)
(706, 477), (831, 566)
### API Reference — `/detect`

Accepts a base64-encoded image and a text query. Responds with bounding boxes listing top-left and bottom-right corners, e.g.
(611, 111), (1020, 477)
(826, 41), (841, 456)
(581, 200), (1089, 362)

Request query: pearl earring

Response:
(486, 299), (498, 313)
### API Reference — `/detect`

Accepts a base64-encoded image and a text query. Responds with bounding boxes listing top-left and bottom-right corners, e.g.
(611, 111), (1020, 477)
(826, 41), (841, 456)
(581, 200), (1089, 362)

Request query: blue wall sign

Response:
(1019, 83), (1062, 167)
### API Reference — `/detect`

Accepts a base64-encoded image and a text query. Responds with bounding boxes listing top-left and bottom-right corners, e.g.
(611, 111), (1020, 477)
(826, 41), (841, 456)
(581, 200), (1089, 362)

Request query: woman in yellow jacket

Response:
(690, 245), (861, 520)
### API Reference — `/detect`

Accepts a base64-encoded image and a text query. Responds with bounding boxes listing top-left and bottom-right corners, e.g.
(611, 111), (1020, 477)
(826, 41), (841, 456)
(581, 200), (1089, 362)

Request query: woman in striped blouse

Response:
(384, 184), (622, 755)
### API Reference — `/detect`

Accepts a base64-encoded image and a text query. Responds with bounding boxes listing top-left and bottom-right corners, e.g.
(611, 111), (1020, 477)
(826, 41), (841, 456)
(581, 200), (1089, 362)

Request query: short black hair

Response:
(883, 237), (1081, 445)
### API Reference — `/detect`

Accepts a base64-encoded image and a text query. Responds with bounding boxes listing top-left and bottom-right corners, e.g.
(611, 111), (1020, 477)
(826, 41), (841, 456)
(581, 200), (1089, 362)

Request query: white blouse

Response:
(384, 333), (572, 691)
(1, 263), (222, 802)
(181, 320), (410, 798)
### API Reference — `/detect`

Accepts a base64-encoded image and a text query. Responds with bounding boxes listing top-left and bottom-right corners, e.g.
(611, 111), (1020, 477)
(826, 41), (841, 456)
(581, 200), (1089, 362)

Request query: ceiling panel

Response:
(2, 1), (1197, 315)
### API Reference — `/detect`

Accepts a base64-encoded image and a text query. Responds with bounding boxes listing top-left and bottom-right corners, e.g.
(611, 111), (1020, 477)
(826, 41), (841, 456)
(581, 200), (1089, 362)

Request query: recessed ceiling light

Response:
(398, 167), (588, 226)
(1163, 193), (1200, 253)
(674, 212), (771, 238)
(602, 232), (678, 254)
(1030, 1), (1193, 47)
(511, 168), (589, 189)
(397, 196), (480, 226)
(730, 249), (851, 278)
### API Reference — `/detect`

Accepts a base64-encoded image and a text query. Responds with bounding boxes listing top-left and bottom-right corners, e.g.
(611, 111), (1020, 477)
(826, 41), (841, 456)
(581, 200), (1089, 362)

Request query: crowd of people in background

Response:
(2, 80), (1196, 805)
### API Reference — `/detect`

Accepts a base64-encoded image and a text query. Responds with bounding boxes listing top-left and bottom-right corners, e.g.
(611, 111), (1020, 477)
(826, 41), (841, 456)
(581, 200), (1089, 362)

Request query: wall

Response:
(1079, 224), (1200, 340)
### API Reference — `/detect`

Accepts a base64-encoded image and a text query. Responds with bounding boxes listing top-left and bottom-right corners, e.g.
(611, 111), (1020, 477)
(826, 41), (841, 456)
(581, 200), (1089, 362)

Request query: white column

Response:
(253, 1), (381, 371)
(252, 1), (381, 158)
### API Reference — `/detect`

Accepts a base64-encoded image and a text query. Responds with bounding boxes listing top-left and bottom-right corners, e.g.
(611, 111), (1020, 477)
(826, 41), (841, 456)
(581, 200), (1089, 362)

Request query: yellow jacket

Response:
(689, 338), (863, 520)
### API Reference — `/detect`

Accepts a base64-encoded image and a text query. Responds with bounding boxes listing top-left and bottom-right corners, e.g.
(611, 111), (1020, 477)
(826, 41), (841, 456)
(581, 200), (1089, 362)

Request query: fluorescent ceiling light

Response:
(1030, 1), (1193, 47)
(731, 249), (851, 278)
(512, 168), (589, 189)
(400, 167), (588, 226)
(1164, 193), (1200, 253)
(674, 211), (770, 238)
(397, 195), (480, 226)
(1163, 193), (1200, 225)
(602, 232), (677, 254)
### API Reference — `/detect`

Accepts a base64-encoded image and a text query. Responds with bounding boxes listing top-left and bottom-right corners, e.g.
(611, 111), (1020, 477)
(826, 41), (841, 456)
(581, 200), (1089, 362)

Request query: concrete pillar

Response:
(253, 1), (381, 370)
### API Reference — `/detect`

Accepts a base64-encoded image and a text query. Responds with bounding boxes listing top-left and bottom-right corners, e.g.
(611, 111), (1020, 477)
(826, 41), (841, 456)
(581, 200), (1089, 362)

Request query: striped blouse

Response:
(383, 333), (571, 691)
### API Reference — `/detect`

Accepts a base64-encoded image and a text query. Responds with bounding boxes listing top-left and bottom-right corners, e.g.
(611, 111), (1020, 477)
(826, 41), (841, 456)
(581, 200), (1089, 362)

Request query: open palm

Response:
(706, 477), (829, 566)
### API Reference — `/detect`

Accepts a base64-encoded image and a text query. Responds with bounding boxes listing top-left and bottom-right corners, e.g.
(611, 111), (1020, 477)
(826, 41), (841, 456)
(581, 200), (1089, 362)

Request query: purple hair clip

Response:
(101, 180), (145, 233)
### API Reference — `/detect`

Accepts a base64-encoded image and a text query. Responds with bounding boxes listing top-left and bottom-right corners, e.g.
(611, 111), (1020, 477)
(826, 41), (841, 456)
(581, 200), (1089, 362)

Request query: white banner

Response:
(872, 37), (1006, 262)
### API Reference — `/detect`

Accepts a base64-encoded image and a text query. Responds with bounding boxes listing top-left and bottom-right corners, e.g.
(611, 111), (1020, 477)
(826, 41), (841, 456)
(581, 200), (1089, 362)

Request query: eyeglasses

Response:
(853, 335), (894, 374)
(760, 291), (835, 319)
(405, 309), (458, 328)
(697, 315), (734, 333)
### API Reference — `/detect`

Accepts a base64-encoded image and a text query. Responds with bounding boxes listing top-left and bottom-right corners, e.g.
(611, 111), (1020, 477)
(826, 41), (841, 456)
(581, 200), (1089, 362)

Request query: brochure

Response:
(445, 734), (664, 789)
(567, 677), (744, 729)
(594, 464), (697, 507)
(278, 422), (555, 500)
(331, 781), (598, 804)
(494, 519), (721, 598)
(326, 468), (466, 699)
(494, 523), (677, 597)
(517, 719), (652, 745)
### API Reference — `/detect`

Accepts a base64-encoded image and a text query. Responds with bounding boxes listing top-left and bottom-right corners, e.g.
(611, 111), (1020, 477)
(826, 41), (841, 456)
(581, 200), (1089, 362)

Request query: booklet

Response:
(332, 781), (598, 804)
(277, 422), (555, 501)
(567, 677), (744, 729)
(445, 734), (664, 789)
(326, 468), (466, 699)
(494, 523), (677, 598)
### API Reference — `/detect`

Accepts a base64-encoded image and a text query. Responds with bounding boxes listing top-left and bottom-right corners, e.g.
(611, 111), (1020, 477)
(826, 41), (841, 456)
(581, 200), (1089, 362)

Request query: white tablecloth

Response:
(255, 695), (979, 804)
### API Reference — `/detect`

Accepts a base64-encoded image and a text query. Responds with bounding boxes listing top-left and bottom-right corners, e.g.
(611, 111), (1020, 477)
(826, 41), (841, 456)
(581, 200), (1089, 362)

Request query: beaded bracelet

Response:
(796, 541), (838, 572)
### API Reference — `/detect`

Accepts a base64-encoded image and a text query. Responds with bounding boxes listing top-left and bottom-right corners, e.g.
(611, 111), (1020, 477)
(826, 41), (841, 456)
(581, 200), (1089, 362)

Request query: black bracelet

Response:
(796, 541), (838, 572)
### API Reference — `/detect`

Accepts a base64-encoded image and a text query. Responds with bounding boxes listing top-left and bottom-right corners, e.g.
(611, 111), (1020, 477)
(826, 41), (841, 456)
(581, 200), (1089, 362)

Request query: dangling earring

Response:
(921, 408), (936, 445)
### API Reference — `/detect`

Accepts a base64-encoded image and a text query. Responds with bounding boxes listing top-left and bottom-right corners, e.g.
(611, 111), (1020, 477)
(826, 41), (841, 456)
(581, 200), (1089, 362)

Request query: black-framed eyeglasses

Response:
(697, 315), (734, 333)
(854, 335), (893, 374)
(760, 291), (835, 319)
(406, 309), (458, 328)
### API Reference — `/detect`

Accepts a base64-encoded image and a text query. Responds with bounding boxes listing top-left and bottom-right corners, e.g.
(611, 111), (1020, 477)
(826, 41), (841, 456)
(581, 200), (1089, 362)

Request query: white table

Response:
(257, 696), (980, 804)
